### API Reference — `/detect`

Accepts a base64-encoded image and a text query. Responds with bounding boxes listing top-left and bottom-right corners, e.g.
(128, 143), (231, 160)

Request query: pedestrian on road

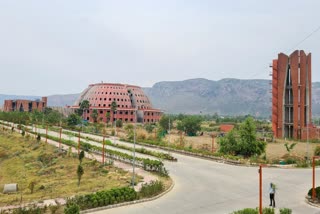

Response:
(269, 182), (276, 207)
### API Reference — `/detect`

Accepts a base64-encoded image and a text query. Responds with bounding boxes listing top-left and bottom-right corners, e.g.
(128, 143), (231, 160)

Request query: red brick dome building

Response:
(72, 83), (162, 123)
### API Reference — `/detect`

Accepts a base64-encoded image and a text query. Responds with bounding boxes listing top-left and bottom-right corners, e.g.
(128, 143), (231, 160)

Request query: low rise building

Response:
(3, 97), (47, 112)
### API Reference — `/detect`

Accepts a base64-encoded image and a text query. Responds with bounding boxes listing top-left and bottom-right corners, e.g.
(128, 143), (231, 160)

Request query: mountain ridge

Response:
(1, 78), (320, 117)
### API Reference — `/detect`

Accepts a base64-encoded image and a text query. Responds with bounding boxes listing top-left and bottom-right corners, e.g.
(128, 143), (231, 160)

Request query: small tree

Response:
(36, 134), (41, 142)
(218, 130), (238, 155)
(237, 117), (266, 157)
(218, 117), (266, 158)
(105, 112), (111, 127)
(67, 114), (81, 126)
(185, 116), (202, 136)
(116, 119), (123, 128)
(159, 115), (172, 132)
(284, 143), (297, 155)
(28, 181), (36, 194)
(79, 151), (85, 164)
(77, 165), (84, 187)
(91, 109), (98, 123)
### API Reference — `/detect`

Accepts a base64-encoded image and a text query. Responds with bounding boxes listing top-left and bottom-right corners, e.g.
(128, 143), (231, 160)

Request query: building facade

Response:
(3, 97), (47, 112)
(272, 50), (319, 140)
(71, 83), (162, 123)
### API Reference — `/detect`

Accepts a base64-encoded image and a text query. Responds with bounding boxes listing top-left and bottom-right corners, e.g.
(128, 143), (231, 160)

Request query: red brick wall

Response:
(3, 98), (47, 112)
(220, 124), (234, 133)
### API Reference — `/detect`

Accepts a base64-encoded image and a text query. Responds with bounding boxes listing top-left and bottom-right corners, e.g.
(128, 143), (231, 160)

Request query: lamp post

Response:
(258, 165), (262, 214)
(114, 110), (117, 144)
(168, 114), (171, 145)
(78, 130), (80, 155)
(102, 136), (105, 165)
(132, 108), (137, 188)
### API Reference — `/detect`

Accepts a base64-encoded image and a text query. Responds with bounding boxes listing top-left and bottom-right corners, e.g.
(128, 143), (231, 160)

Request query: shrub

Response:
(314, 146), (320, 156)
(139, 180), (164, 198)
(124, 124), (134, 131)
(116, 119), (123, 128)
(144, 124), (155, 133)
(66, 187), (137, 210)
(232, 208), (258, 214)
(231, 208), (275, 214)
(49, 204), (60, 214)
(279, 208), (292, 214)
(308, 186), (320, 200)
(137, 132), (146, 141)
(64, 202), (80, 214)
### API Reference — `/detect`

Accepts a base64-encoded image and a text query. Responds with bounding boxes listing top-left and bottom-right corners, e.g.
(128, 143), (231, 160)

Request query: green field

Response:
(0, 130), (140, 207)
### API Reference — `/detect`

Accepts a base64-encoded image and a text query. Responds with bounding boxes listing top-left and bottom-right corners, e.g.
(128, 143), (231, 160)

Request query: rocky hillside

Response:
(143, 78), (271, 117)
(1, 78), (320, 117)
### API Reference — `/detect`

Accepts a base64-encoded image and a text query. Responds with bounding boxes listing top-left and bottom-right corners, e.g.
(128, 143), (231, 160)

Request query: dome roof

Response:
(75, 83), (153, 110)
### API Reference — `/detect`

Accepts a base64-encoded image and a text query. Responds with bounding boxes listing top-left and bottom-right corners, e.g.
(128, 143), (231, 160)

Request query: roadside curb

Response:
(80, 180), (175, 214)
(305, 196), (320, 208)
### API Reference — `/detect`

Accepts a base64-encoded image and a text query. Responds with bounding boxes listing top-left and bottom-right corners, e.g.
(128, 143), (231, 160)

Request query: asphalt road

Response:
(91, 150), (320, 214)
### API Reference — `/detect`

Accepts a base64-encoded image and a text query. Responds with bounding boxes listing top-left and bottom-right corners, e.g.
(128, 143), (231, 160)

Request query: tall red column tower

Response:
(272, 50), (312, 140)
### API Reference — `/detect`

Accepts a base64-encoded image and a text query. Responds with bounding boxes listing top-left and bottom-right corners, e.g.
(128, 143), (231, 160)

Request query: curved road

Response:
(92, 152), (320, 214)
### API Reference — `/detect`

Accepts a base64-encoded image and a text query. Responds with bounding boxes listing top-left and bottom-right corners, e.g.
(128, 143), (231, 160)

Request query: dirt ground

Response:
(102, 126), (320, 161)
(165, 132), (320, 161)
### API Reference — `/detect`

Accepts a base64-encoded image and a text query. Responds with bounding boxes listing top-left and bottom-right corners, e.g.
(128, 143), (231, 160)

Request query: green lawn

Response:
(0, 130), (140, 207)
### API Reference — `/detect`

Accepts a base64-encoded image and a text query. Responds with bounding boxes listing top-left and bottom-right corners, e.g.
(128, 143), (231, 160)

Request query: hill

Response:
(1, 78), (320, 117)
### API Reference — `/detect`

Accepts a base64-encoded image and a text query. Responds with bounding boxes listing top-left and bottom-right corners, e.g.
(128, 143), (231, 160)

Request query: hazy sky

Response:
(0, 0), (320, 96)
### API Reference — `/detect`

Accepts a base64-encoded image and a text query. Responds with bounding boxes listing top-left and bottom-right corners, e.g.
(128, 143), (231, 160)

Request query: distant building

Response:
(220, 124), (234, 133)
(271, 50), (319, 140)
(70, 83), (162, 123)
(3, 97), (47, 112)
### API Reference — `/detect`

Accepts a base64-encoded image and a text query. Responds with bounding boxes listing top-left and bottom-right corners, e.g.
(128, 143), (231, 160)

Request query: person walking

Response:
(269, 183), (276, 207)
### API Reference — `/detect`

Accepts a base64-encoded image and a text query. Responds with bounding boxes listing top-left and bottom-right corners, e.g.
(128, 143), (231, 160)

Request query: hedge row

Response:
(66, 187), (138, 210)
(61, 129), (177, 161)
(231, 208), (292, 214)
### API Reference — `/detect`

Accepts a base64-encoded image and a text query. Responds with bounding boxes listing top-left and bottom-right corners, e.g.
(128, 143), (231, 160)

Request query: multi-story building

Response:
(71, 83), (162, 123)
(3, 97), (47, 112)
(271, 50), (319, 140)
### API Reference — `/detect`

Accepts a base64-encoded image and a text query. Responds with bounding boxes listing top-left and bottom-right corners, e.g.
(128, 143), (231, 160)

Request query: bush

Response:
(116, 119), (123, 128)
(139, 180), (164, 198)
(66, 187), (137, 210)
(231, 208), (275, 214)
(232, 208), (258, 214)
(64, 202), (80, 214)
(308, 186), (320, 200)
(144, 124), (155, 133)
(315, 146), (320, 156)
(279, 208), (292, 214)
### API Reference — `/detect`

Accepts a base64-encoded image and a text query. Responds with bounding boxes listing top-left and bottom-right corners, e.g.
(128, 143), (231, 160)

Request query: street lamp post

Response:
(132, 108), (137, 188)
(168, 115), (171, 144)
(259, 165), (262, 214)
(114, 110), (117, 144)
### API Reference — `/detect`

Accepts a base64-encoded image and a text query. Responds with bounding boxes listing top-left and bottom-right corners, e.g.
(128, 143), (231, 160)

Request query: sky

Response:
(0, 0), (320, 96)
